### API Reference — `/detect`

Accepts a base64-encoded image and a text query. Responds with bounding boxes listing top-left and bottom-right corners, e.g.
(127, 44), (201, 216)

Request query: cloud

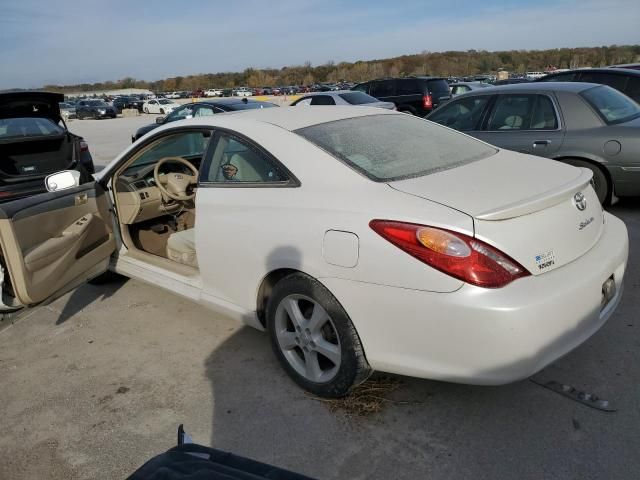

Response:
(0, 0), (637, 88)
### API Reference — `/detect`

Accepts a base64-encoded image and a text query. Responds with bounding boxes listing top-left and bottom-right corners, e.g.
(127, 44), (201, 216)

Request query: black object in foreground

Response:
(127, 425), (317, 480)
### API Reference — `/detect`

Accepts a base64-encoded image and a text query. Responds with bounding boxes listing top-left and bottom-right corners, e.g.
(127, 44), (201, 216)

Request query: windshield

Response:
(296, 114), (496, 181)
(580, 85), (640, 124)
(0, 117), (65, 139)
(338, 92), (377, 105)
(88, 100), (108, 106)
(230, 102), (277, 110)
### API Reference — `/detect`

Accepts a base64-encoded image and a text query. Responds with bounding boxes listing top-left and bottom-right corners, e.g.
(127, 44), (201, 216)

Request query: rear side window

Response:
(530, 96), (558, 129)
(370, 80), (396, 97)
(427, 79), (450, 94)
(486, 94), (557, 130)
(428, 96), (490, 131)
(625, 77), (640, 104)
(296, 114), (496, 182)
(203, 132), (288, 183)
(538, 72), (578, 82)
(580, 85), (640, 124)
(310, 96), (336, 106)
(579, 72), (628, 92)
(396, 79), (422, 95)
(338, 92), (376, 105)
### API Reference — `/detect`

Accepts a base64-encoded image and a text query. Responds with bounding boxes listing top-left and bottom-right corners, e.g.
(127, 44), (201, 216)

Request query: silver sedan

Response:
(427, 82), (640, 204)
(290, 90), (395, 109)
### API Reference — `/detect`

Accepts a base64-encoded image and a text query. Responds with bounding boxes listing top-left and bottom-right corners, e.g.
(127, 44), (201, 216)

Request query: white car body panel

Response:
(92, 107), (628, 384)
(322, 212), (627, 384)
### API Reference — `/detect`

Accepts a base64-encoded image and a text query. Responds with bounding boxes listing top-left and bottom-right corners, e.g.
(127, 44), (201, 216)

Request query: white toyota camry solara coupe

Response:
(0, 107), (628, 397)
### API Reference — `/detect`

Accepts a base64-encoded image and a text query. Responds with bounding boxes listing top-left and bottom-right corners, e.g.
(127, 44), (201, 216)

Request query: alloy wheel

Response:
(274, 294), (341, 383)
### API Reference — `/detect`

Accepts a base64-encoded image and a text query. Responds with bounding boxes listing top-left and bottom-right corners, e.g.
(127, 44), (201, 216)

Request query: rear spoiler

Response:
(475, 168), (594, 221)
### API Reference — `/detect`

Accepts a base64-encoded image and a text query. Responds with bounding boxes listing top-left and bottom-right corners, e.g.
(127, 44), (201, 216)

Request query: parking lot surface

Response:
(0, 116), (639, 479)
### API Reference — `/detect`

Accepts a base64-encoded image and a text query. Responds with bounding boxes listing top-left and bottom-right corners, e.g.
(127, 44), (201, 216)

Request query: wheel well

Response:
(555, 156), (612, 197)
(256, 268), (298, 328)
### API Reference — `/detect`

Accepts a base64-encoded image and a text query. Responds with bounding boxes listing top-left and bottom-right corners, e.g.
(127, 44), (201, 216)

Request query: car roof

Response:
(176, 105), (397, 131)
(297, 90), (362, 97)
(544, 68), (640, 77)
(455, 81), (602, 96)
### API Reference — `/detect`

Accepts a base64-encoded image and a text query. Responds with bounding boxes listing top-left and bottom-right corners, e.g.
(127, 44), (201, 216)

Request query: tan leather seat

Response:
(166, 228), (197, 267)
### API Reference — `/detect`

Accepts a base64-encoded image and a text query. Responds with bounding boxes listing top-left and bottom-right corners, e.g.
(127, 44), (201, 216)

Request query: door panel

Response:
(0, 181), (115, 306)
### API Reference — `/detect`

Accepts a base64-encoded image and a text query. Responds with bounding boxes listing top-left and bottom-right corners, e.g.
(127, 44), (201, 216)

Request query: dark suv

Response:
(112, 96), (144, 113)
(536, 68), (640, 104)
(352, 77), (451, 115)
(0, 92), (94, 201)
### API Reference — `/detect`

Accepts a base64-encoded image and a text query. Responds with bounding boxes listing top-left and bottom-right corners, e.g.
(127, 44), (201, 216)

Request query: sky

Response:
(0, 0), (638, 89)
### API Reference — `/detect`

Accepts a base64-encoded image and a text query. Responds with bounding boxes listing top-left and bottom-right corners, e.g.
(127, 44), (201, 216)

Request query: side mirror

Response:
(156, 116), (165, 124)
(45, 170), (81, 192)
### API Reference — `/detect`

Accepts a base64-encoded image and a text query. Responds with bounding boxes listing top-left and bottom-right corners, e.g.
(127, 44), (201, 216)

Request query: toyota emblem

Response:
(573, 192), (587, 211)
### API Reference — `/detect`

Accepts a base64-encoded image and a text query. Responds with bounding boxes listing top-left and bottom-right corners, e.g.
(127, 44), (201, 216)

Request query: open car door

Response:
(0, 180), (115, 309)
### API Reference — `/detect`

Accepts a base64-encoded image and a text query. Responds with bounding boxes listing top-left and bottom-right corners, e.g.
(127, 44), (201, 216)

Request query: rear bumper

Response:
(321, 212), (628, 385)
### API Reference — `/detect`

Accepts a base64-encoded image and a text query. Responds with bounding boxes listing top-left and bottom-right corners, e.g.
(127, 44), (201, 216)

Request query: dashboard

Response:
(115, 160), (199, 224)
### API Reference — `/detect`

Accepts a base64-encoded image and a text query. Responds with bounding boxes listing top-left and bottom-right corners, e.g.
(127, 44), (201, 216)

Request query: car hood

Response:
(0, 91), (64, 122)
(370, 101), (396, 110)
(136, 123), (160, 137)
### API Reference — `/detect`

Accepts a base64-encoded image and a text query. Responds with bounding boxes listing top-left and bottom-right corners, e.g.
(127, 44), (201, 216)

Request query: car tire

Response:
(266, 272), (371, 398)
(144, 107), (149, 114)
(560, 158), (610, 205)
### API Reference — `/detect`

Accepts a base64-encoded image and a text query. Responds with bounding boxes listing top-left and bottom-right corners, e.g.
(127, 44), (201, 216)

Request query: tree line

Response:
(45, 45), (640, 93)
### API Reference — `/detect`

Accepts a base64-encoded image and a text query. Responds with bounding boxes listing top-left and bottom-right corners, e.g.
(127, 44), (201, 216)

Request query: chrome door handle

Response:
(533, 140), (551, 148)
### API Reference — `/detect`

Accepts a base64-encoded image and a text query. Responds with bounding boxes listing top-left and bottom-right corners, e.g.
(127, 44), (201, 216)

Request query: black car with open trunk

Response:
(0, 92), (94, 201)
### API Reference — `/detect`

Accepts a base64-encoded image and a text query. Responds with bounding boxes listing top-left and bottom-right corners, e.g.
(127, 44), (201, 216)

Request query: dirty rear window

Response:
(295, 114), (497, 181)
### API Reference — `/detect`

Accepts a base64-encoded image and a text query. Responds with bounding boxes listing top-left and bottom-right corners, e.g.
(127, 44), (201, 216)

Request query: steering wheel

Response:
(153, 157), (198, 201)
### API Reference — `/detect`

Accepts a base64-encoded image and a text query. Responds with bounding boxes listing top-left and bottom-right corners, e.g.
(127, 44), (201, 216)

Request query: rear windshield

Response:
(159, 99), (173, 104)
(0, 117), (64, 139)
(338, 92), (376, 105)
(296, 114), (496, 181)
(230, 102), (277, 110)
(427, 79), (450, 93)
(580, 85), (640, 124)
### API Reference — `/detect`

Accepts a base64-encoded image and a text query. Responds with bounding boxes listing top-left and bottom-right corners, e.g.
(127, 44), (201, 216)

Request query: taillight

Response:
(80, 141), (89, 152)
(370, 220), (530, 288)
(422, 94), (433, 109)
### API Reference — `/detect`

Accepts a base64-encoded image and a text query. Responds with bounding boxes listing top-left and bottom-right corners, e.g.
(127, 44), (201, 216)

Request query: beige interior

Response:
(116, 185), (182, 225)
(0, 189), (115, 305)
(111, 134), (203, 273)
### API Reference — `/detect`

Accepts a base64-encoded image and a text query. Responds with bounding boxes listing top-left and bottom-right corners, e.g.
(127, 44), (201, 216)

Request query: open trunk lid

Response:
(0, 91), (64, 123)
(389, 150), (604, 275)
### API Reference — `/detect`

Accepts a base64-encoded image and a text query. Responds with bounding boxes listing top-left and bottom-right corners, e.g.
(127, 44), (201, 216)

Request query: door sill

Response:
(113, 248), (202, 301)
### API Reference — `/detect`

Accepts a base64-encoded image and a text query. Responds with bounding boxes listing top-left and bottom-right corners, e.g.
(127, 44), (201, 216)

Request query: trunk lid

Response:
(0, 91), (64, 123)
(389, 150), (604, 275)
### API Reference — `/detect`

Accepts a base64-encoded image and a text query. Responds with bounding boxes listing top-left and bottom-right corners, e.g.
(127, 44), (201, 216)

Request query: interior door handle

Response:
(532, 140), (551, 148)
